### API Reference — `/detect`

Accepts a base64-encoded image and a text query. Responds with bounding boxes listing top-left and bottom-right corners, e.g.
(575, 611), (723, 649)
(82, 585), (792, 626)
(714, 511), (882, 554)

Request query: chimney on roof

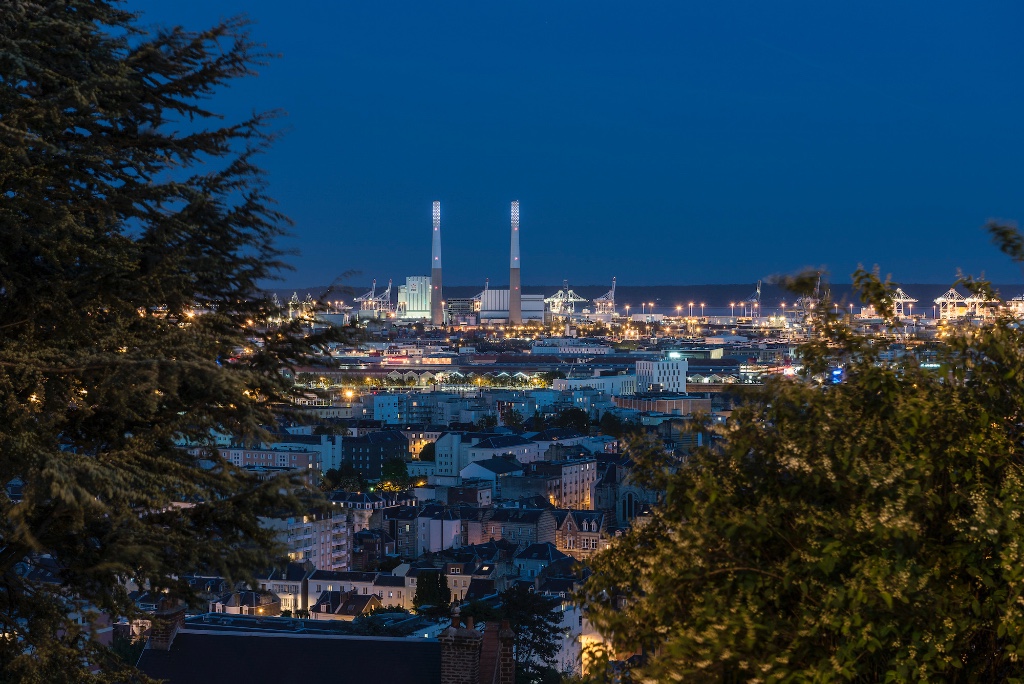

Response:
(149, 598), (186, 651)
(439, 605), (483, 684)
(497, 620), (516, 684)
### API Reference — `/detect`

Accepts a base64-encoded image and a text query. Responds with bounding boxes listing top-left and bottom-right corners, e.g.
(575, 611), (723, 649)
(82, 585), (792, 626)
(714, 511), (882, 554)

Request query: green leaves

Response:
(582, 248), (1024, 682)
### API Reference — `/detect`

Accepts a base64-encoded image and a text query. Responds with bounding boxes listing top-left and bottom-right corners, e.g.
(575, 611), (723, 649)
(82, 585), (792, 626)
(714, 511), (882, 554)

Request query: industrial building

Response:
(479, 289), (545, 323)
(383, 199), (601, 325)
(396, 276), (431, 319)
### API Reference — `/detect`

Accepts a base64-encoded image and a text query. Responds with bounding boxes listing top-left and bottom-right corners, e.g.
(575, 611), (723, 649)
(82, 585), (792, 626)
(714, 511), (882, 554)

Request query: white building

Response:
(552, 375), (636, 397)
(416, 505), (462, 556)
(636, 358), (688, 393)
(372, 394), (408, 424)
(282, 511), (350, 572)
(479, 290), (545, 322)
(396, 275), (432, 319)
(434, 432), (540, 478)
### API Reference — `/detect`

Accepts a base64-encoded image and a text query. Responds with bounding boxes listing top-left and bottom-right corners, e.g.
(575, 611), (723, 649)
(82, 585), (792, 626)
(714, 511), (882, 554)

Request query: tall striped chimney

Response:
(431, 201), (444, 325)
(509, 200), (521, 325)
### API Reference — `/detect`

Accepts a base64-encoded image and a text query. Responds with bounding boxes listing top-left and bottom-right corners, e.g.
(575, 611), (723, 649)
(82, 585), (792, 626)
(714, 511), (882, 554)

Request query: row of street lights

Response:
(623, 302), (707, 317)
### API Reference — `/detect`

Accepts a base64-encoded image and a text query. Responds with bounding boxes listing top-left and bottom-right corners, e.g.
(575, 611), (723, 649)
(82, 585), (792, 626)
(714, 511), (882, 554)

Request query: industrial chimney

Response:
(431, 200), (444, 325)
(509, 200), (521, 325)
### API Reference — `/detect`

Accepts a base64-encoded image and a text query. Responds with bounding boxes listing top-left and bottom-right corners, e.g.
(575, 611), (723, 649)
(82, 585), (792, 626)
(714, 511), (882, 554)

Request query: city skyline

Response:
(131, 1), (1024, 287)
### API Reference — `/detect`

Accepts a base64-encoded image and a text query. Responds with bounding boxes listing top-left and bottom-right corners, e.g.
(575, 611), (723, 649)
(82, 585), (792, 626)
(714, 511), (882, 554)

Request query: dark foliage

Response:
(0, 3), (339, 680)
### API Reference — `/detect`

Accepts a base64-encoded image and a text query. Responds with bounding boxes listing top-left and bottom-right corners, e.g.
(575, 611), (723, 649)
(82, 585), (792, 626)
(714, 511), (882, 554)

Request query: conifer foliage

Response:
(0, 2), (318, 680)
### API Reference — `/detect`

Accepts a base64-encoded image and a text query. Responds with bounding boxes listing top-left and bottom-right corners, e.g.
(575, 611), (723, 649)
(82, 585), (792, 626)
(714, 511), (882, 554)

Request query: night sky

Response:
(130, 1), (1024, 288)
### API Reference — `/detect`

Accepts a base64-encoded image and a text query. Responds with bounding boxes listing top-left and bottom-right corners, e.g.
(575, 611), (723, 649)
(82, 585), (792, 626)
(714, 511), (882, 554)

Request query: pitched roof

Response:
(549, 510), (572, 528)
(374, 575), (406, 587)
(311, 590), (345, 614)
(212, 591), (278, 608)
(514, 542), (569, 563)
(463, 579), (497, 602)
(527, 428), (585, 441)
(463, 458), (523, 475)
(344, 430), (409, 446)
(309, 570), (377, 584)
(384, 505), (419, 520)
(339, 594), (380, 616)
(488, 508), (548, 524)
(470, 435), (533, 450)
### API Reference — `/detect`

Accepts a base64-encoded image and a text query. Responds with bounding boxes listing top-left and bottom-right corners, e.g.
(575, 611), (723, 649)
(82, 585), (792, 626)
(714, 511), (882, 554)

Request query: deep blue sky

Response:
(130, 1), (1024, 288)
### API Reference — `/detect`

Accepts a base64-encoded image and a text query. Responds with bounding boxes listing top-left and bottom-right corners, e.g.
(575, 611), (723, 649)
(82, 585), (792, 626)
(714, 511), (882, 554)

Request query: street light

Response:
(700, 302), (705, 318)
(688, 301), (694, 318)
(730, 302), (735, 317)
(676, 305), (681, 318)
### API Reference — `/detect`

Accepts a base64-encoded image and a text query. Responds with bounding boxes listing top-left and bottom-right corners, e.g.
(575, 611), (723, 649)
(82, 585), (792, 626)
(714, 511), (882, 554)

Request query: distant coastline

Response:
(272, 282), (1024, 316)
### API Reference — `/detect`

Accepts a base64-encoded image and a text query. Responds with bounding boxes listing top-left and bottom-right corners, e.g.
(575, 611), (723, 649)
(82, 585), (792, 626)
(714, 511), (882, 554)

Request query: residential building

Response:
(341, 430), (409, 479)
(351, 529), (396, 571)
(283, 510), (350, 572)
(635, 357), (688, 393)
(459, 457), (524, 498)
(552, 510), (608, 560)
(198, 446), (319, 473)
(396, 423), (446, 457)
(434, 432), (540, 479)
(383, 506), (419, 558)
(513, 542), (569, 579)
(416, 504), (463, 556)
(482, 509), (556, 547)
(531, 458), (598, 510)
(447, 480), (493, 507)
(310, 590), (382, 621)
(551, 374), (637, 396)
(254, 562), (315, 614)
(524, 428), (589, 460)
(209, 591), (280, 617)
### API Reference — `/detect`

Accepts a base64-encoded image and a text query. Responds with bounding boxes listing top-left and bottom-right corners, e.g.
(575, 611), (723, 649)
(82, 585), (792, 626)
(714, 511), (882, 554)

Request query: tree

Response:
(499, 584), (564, 684)
(582, 234), (1024, 682)
(460, 599), (500, 623)
(476, 415), (499, 431)
(313, 419), (349, 437)
(379, 457), (410, 490)
(501, 405), (525, 429)
(323, 464), (367, 492)
(556, 408), (591, 434)
(0, 5), (324, 680)
(418, 442), (436, 462)
(597, 412), (625, 438)
(413, 571), (450, 617)
(538, 371), (567, 386)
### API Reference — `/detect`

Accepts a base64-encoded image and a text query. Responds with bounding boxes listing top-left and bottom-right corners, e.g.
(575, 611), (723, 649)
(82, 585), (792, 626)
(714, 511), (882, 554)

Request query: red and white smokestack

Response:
(509, 200), (521, 325)
(431, 200), (444, 325)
